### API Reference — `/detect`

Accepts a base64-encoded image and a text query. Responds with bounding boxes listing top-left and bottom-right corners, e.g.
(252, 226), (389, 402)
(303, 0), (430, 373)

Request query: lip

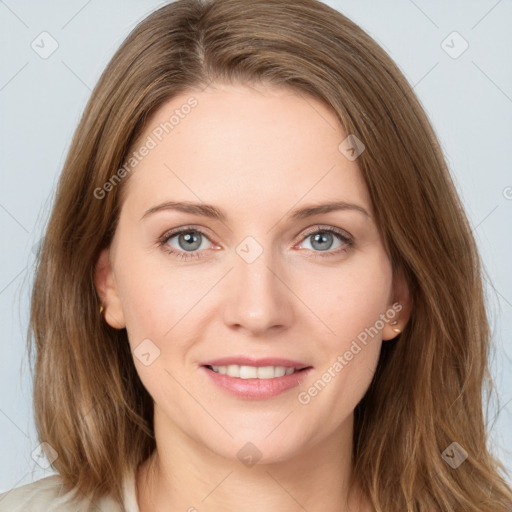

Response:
(200, 356), (310, 369)
(200, 359), (313, 400)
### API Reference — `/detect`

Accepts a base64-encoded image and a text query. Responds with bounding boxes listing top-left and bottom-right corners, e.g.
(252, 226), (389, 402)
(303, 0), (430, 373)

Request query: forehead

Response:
(121, 82), (372, 218)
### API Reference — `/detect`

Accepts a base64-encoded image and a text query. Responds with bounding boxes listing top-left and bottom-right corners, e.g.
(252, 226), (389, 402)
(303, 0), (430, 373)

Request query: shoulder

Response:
(0, 474), (123, 512)
(0, 475), (69, 512)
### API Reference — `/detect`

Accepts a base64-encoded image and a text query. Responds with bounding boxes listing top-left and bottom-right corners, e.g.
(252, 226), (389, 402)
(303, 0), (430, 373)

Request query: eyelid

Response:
(159, 224), (215, 241)
(296, 224), (353, 243)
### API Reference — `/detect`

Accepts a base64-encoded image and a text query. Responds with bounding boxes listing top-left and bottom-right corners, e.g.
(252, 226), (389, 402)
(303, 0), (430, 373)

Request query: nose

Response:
(221, 243), (295, 336)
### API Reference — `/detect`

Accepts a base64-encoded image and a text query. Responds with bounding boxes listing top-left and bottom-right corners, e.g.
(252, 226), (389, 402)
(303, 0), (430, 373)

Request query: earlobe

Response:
(94, 248), (126, 329)
(382, 268), (412, 341)
(382, 307), (404, 341)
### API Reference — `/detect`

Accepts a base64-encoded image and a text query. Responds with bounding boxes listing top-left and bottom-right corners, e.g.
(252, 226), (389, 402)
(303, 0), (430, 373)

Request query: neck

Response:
(136, 409), (370, 512)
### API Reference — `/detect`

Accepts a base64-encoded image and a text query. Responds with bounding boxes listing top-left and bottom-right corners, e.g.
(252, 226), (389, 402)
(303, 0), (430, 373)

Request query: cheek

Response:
(113, 245), (217, 366)
(303, 251), (392, 410)
(113, 252), (194, 399)
(113, 242), (180, 345)
(300, 248), (393, 341)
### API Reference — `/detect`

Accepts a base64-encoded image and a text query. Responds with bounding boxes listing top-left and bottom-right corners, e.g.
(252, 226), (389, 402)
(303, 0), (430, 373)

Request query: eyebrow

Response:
(140, 200), (370, 222)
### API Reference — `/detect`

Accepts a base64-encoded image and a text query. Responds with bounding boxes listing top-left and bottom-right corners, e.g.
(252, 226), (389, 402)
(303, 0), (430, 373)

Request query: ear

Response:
(94, 248), (126, 329)
(382, 267), (412, 341)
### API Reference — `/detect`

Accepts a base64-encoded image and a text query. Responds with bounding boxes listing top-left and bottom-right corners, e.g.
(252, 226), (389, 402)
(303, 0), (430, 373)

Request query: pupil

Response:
(312, 232), (332, 251)
(180, 231), (201, 251)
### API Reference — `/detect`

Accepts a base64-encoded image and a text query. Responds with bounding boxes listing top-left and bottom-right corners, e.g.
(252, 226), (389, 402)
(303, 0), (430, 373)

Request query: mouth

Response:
(203, 364), (311, 379)
(199, 356), (313, 399)
(200, 362), (314, 400)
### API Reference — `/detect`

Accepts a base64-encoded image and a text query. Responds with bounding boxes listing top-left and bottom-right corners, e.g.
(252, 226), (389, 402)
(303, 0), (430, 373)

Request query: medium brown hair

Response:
(28, 0), (512, 509)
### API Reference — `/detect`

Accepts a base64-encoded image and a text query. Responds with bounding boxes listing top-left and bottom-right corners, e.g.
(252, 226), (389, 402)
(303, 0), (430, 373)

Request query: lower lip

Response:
(201, 366), (313, 400)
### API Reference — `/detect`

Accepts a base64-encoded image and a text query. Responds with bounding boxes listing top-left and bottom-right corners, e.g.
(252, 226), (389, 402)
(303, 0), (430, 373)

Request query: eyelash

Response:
(157, 224), (353, 261)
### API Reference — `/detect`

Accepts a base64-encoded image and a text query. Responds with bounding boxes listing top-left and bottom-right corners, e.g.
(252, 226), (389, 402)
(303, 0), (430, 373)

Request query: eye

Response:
(158, 227), (214, 261)
(296, 226), (353, 258)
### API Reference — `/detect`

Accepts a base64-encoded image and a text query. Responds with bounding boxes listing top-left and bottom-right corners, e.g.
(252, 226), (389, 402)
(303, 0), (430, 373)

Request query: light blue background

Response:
(1, 0), (511, 492)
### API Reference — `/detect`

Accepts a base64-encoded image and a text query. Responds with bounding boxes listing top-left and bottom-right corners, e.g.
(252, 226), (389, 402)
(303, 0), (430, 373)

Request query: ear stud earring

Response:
(99, 304), (104, 315)
(391, 320), (401, 333)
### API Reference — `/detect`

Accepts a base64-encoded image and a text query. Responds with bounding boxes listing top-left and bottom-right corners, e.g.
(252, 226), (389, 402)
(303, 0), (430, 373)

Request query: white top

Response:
(0, 470), (140, 512)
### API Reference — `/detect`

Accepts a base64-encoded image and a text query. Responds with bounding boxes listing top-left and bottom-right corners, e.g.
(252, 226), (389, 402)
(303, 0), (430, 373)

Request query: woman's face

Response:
(96, 82), (409, 464)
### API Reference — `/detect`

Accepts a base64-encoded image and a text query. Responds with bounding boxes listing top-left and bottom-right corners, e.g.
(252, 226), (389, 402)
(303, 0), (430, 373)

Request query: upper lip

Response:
(201, 356), (311, 370)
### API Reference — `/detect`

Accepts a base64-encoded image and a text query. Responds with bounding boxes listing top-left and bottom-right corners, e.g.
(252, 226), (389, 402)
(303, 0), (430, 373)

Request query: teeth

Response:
(209, 365), (297, 379)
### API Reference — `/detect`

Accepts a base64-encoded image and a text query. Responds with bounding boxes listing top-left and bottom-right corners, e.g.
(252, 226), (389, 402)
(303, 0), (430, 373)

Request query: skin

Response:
(95, 82), (411, 512)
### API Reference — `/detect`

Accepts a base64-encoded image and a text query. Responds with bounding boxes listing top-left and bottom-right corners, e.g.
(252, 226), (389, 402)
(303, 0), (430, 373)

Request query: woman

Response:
(1, 0), (511, 510)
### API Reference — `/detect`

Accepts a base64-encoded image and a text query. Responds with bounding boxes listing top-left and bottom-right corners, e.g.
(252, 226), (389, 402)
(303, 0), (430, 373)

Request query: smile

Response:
(201, 364), (313, 400)
(206, 364), (302, 379)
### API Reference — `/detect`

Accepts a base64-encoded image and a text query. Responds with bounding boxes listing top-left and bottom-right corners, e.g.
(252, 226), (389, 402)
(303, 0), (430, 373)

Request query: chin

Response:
(199, 430), (304, 467)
